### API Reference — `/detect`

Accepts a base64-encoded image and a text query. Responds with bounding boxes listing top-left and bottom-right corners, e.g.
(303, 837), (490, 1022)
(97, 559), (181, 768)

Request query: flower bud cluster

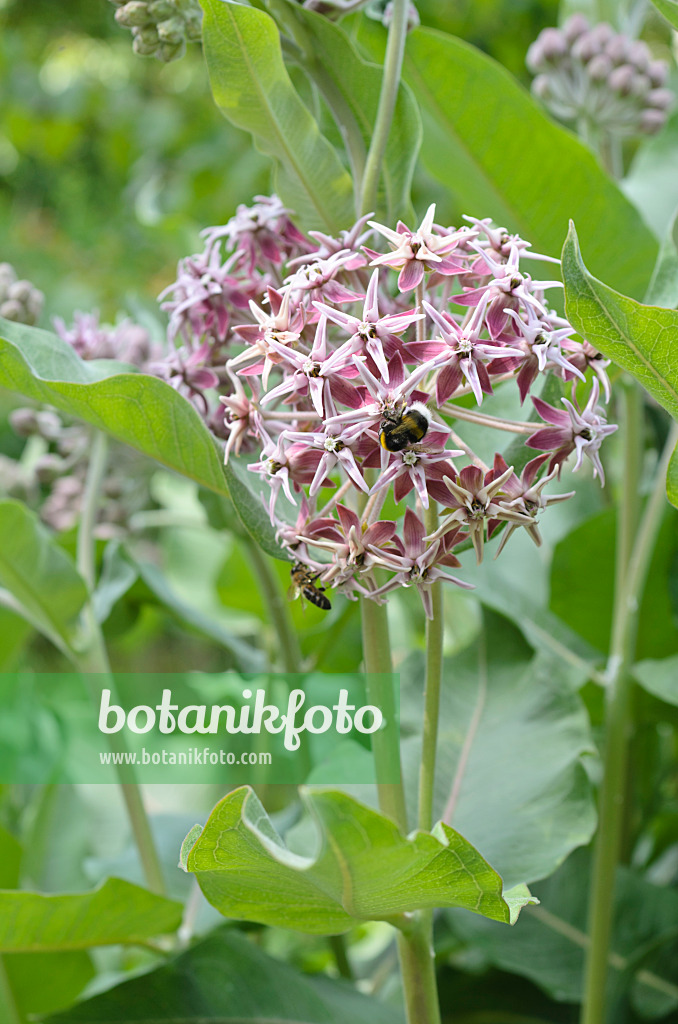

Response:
(0, 263), (44, 326)
(53, 311), (158, 369)
(153, 196), (617, 617)
(108, 0), (202, 63)
(527, 14), (672, 136)
(6, 405), (151, 535)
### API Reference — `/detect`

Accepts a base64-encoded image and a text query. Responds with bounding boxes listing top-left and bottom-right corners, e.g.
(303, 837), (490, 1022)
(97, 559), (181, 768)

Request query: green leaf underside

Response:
(185, 786), (533, 934)
(288, 6), (421, 222)
(45, 927), (403, 1023)
(372, 25), (658, 299)
(562, 223), (678, 422)
(0, 878), (182, 952)
(200, 0), (354, 232)
(633, 654), (678, 706)
(225, 456), (287, 561)
(0, 501), (87, 650)
(0, 319), (229, 496)
(652, 0), (678, 30)
(4, 951), (95, 1018)
(667, 441), (678, 509)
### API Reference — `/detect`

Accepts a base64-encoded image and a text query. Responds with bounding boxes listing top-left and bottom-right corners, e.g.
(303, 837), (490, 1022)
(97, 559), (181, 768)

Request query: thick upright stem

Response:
(359, 0), (409, 215)
(418, 506), (443, 833)
(581, 418), (677, 1024)
(396, 926), (442, 1024)
(75, 429), (166, 896)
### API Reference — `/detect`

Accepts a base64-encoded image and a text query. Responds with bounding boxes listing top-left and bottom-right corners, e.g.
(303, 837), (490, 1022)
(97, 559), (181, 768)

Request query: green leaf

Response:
(623, 110), (678, 240)
(200, 0), (354, 232)
(4, 952), (95, 1019)
(45, 927), (404, 1023)
(225, 455), (287, 560)
(0, 878), (182, 951)
(562, 222), (678, 421)
(92, 541), (138, 624)
(644, 207), (678, 308)
(185, 786), (534, 934)
(0, 826), (21, 888)
(127, 552), (267, 671)
(280, 4), (421, 222)
(401, 611), (597, 889)
(633, 653), (678, 706)
(0, 500), (87, 652)
(0, 319), (229, 497)
(668, 441), (678, 509)
(551, 507), (678, 663)
(651, 0), (678, 29)
(445, 849), (678, 1018)
(357, 23), (657, 298)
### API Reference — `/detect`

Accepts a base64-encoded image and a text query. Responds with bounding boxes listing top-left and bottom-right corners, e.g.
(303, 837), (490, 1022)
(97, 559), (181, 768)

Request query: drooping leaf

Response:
(357, 22), (657, 299)
(225, 455), (287, 560)
(281, 4), (421, 222)
(199, 0), (354, 232)
(562, 222), (678, 421)
(92, 541), (138, 624)
(183, 786), (534, 934)
(45, 927), (403, 1023)
(0, 319), (229, 496)
(445, 848), (678, 1019)
(400, 611), (597, 889)
(0, 879), (182, 951)
(0, 500), (87, 652)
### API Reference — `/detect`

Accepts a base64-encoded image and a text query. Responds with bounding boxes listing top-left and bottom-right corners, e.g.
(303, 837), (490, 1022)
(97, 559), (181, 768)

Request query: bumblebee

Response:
(379, 402), (431, 452)
(289, 561), (331, 611)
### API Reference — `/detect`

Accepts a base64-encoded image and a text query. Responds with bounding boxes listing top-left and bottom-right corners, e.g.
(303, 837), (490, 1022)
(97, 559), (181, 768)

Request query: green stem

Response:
(243, 535), (303, 673)
(0, 955), (22, 1024)
(329, 934), (354, 980)
(75, 429), (166, 896)
(359, 0), (409, 215)
(418, 505), (443, 833)
(360, 596), (407, 830)
(581, 418), (677, 1024)
(396, 925), (442, 1024)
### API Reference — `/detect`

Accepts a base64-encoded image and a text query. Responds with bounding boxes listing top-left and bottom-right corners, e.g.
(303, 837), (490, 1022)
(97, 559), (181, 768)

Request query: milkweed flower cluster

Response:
(528, 14), (672, 137)
(156, 196), (617, 617)
(108, 0), (202, 62)
(0, 263), (43, 326)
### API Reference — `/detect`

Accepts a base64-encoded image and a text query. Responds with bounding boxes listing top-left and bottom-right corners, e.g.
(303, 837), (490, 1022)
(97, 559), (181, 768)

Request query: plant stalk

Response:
(418, 505), (443, 833)
(75, 429), (166, 896)
(243, 534), (303, 673)
(581, 417), (678, 1024)
(359, 0), (409, 215)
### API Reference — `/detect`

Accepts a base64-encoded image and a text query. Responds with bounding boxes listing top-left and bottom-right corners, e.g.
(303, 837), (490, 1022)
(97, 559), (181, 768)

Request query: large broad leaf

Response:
(183, 786), (534, 934)
(633, 654), (678, 707)
(562, 223), (678, 422)
(46, 927), (403, 1023)
(0, 878), (182, 951)
(357, 22), (657, 299)
(444, 849), (678, 1019)
(401, 611), (596, 890)
(281, 5), (420, 222)
(0, 501), (87, 652)
(200, 0), (354, 232)
(623, 111), (678, 241)
(225, 455), (287, 560)
(4, 952), (95, 1019)
(0, 318), (229, 496)
(550, 508), (678, 662)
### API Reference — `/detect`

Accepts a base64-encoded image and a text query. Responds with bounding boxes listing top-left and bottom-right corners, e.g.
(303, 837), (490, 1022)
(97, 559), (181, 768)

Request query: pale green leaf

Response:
(0, 878), (182, 952)
(0, 318), (229, 497)
(632, 654), (678, 706)
(200, 0), (354, 231)
(668, 441), (678, 509)
(644, 207), (678, 308)
(651, 0), (678, 30)
(185, 786), (534, 934)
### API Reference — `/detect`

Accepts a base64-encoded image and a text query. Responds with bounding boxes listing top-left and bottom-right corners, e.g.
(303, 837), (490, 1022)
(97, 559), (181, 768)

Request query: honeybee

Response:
(379, 402), (431, 452)
(289, 561), (331, 611)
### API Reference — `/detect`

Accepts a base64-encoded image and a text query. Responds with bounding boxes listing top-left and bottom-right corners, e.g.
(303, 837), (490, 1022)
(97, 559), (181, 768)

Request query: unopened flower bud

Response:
(647, 87), (673, 111)
(9, 408), (40, 437)
(184, 13), (202, 41)
(572, 33), (601, 63)
(627, 40), (650, 72)
(588, 53), (613, 81)
(8, 280), (33, 304)
(539, 27), (568, 62)
(115, 1), (152, 27)
(563, 13), (589, 43)
(629, 73), (651, 99)
(34, 454), (66, 484)
(157, 16), (184, 43)
(639, 108), (667, 133)
(136, 23), (160, 44)
(0, 299), (24, 322)
(158, 39), (186, 61)
(648, 60), (668, 88)
(147, 0), (173, 17)
(608, 63), (635, 95)
(604, 35), (629, 64)
(588, 23), (614, 48)
(0, 263), (17, 298)
(531, 74), (552, 101)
